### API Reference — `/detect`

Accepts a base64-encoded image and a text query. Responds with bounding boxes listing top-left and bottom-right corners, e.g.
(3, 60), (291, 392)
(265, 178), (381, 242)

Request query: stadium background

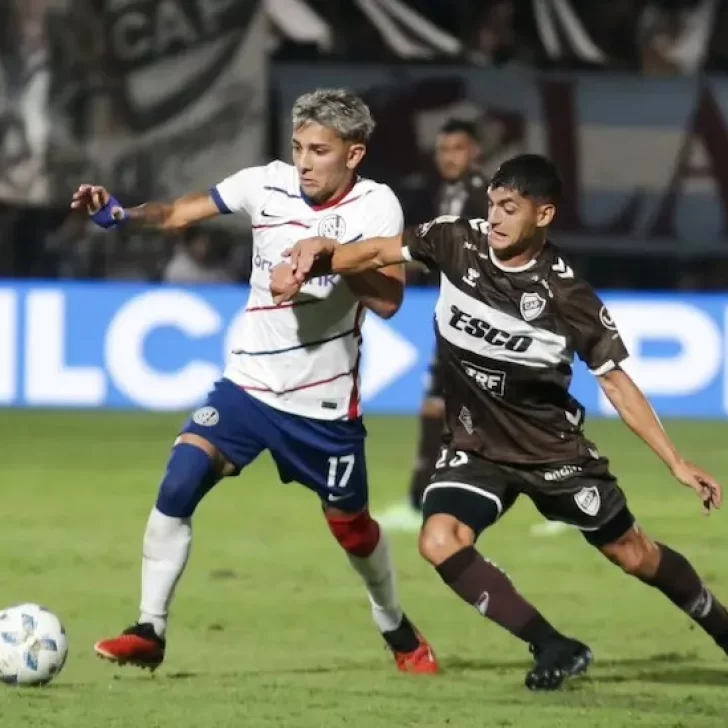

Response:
(4, 3), (728, 727)
(2, 0), (728, 418)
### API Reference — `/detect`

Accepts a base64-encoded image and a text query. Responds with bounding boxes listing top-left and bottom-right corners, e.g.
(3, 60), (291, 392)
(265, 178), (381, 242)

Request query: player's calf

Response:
(140, 437), (228, 637)
(325, 507), (439, 673)
(95, 435), (230, 670)
(422, 518), (562, 648)
(598, 521), (728, 651)
(420, 510), (586, 687)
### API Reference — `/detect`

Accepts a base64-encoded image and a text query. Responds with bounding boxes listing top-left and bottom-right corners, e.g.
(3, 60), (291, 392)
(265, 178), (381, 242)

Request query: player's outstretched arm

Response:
(70, 184), (220, 231)
(598, 367), (722, 513)
(343, 264), (404, 320)
(285, 235), (406, 281)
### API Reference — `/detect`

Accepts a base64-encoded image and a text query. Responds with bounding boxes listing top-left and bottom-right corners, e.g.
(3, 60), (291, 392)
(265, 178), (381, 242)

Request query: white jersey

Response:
(212, 160), (404, 420)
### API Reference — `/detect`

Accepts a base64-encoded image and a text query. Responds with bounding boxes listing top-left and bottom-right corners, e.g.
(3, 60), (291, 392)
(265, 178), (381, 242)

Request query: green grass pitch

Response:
(1, 412), (727, 727)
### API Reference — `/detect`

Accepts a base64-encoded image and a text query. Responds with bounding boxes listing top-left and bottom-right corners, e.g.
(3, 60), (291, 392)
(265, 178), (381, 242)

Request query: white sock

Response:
(139, 508), (192, 638)
(346, 529), (403, 633)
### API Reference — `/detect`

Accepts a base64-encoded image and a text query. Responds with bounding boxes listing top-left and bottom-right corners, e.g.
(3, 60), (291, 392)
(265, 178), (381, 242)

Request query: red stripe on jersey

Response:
(347, 303), (365, 420)
(331, 193), (364, 210)
(240, 368), (354, 395)
(308, 178), (358, 210)
(252, 220), (311, 230)
(245, 299), (323, 313)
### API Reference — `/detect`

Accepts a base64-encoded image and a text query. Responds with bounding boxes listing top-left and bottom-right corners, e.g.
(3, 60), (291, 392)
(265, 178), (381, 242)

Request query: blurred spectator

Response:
(467, 0), (531, 67)
(163, 228), (233, 285)
(638, 0), (717, 76)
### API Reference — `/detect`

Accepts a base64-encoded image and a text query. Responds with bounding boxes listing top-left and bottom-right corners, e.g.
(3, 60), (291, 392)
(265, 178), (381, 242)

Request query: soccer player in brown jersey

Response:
(271, 154), (727, 691)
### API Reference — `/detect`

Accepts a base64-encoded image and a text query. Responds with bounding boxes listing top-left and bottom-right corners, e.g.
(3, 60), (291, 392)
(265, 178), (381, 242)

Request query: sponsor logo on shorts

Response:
(192, 406), (219, 427)
(544, 464), (583, 482)
(574, 486), (601, 516)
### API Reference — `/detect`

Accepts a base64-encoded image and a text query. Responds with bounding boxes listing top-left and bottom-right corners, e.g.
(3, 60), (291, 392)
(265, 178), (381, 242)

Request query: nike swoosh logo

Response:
(261, 209), (281, 218)
(327, 492), (354, 502)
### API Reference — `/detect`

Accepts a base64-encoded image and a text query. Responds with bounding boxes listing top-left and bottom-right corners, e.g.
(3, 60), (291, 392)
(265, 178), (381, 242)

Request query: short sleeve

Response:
(358, 185), (404, 238)
(211, 161), (288, 216)
(400, 215), (465, 270)
(558, 279), (629, 375)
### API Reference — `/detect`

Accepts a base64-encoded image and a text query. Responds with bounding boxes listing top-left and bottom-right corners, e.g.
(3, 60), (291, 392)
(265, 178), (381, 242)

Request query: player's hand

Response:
(282, 236), (337, 284)
(671, 459), (722, 514)
(71, 184), (112, 214)
(270, 262), (302, 305)
(70, 184), (126, 228)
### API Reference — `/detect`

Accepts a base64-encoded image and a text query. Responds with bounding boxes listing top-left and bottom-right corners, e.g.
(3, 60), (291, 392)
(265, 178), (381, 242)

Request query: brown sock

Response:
(436, 546), (563, 647)
(641, 543), (728, 642)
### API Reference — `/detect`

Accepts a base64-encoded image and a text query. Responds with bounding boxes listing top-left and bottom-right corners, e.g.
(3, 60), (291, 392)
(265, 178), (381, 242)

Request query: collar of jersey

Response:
(488, 245), (538, 273)
(299, 176), (359, 211)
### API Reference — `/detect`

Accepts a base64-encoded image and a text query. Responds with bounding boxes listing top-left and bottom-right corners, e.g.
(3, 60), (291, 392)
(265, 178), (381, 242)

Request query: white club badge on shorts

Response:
(192, 406), (220, 427)
(574, 486), (600, 516)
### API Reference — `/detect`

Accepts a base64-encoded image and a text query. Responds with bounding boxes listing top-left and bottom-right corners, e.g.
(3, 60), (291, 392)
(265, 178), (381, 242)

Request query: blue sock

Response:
(155, 443), (219, 518)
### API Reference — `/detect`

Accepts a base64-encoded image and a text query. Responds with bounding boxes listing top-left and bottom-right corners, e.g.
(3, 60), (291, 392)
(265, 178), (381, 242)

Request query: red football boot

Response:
(383, 614), (440, 674)
(94, 623), (165, 672)
(393, 635), (440, 674)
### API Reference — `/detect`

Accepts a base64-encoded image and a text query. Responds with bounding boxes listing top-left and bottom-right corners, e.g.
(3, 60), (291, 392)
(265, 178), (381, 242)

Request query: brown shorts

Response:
(423, 446), (633, 546)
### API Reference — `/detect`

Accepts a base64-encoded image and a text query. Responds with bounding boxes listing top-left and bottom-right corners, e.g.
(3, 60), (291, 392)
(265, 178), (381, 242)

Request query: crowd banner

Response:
(276, 63), (728, 253)
(0, 0), (267, 206)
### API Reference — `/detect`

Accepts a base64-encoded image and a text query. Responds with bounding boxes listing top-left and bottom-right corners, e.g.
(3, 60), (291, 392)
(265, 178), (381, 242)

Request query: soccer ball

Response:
(0, 604), (68, 686)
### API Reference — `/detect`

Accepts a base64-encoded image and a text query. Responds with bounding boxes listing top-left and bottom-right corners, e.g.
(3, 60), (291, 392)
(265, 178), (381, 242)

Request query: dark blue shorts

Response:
(181, 378), (369, 512)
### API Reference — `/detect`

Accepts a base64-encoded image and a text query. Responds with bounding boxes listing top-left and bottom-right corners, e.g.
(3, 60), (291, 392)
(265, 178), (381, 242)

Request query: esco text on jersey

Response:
(449, 305), (533, 352)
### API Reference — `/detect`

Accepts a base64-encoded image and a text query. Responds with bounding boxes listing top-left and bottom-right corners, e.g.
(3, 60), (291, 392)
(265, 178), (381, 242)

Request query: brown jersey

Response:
(401, 216), (629, 465)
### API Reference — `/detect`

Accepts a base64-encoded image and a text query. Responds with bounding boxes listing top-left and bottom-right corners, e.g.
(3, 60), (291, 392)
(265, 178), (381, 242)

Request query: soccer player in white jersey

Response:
(70, 89), (439, 675)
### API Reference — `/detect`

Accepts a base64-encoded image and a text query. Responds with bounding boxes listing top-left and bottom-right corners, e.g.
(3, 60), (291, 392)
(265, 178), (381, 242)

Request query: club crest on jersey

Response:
(519, 292), (546, 321)
(574, 486), (600, 516)
(318, 214), (347, 240)
(192, 406), (219, 427)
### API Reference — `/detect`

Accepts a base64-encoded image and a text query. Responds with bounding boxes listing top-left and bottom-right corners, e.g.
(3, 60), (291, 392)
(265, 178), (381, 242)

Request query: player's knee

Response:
(325, 509), (380, 558)
(601, 528), (660, 578)
(156, 442), (219, 519)
(177, 433), (236, 476)
(419, 514), (474, 566)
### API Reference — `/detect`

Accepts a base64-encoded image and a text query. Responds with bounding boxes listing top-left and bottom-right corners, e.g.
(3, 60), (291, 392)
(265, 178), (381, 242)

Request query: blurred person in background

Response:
(638, 0), (717, 76)
(163, 227), (234, 284)
(378, 119), (487, 532)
